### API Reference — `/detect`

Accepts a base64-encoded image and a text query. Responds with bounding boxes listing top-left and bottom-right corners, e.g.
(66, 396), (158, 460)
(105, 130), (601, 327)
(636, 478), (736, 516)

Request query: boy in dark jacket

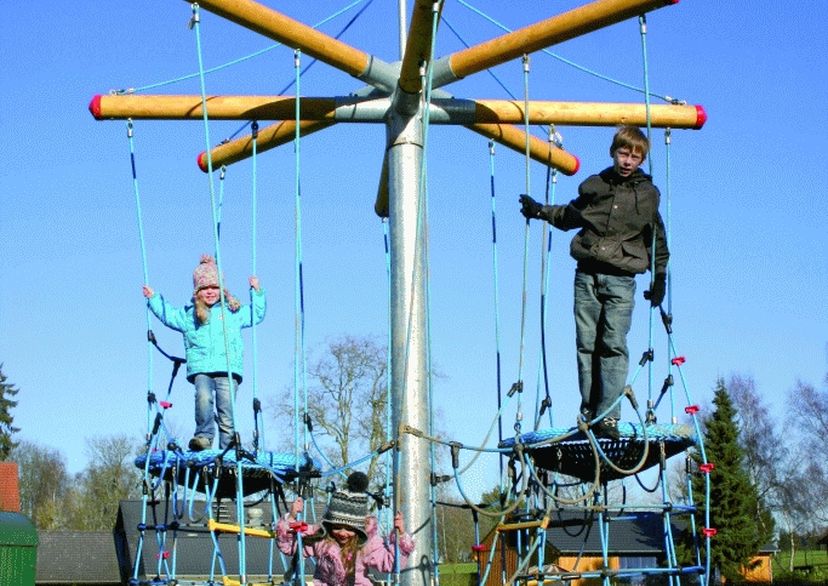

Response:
(519, 126), (668, 440)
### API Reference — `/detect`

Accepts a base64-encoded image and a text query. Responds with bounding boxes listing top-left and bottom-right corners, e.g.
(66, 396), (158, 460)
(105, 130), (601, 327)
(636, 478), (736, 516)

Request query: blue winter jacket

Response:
(147, 290), (266, 382)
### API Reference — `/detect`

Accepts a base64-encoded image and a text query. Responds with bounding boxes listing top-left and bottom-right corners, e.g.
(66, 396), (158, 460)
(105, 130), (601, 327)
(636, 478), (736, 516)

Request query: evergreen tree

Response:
(0, 365), (20, 460)
(693, 378), (773, 581)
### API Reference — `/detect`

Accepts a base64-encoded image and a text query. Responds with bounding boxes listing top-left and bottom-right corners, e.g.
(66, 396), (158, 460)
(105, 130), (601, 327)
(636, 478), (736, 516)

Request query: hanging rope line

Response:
(291, 46), (310, 586)
(381, 219), (395, 556)
(221, 0), (377, 144)
(249, 122), (265, 453)
(533, 127), (561, 433)
(455, 0), (678, 104)
(126, 120), (155, 433)
(420, 7), (444, 579)
(662, 129), (679, 422)
(514, 53), (533, 441)
(486, 141), (506, 484)
(291, 47), (310, 470)
(637, 14), (661, 424)
(126, 118), (159, 586)
(112, 0), (373, 96)
(191, 4), (251, 579)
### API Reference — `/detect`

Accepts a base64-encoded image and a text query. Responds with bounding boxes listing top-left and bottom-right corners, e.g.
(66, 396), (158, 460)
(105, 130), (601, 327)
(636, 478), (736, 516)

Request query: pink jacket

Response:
(276, 515), (415, 586)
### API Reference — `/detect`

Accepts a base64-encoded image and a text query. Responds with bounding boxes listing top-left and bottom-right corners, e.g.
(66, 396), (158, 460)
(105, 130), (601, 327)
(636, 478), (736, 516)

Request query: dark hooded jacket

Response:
(538, 166), (669, 276)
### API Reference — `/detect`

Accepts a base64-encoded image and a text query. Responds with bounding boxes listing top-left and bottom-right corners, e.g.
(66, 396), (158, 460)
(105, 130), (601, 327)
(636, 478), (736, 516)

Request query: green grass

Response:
(774, 548), (828, 583)
(437, 562), (478, 586)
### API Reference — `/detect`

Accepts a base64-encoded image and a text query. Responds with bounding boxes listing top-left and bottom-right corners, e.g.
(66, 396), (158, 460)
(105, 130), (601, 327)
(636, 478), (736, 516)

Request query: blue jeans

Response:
(573, 270), (635, 421)
(193, 374), (237, 449)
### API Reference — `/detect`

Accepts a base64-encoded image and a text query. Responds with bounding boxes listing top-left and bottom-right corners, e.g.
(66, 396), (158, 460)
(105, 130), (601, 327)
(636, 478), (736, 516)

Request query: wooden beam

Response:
(473, 99), (707, 129)
(397, 0), (443, 95)
(90, 95), (706, 129)
(467, 123), (580, 175)
(89, 94), (339, 120)
(197, 119), (334, 172)
(374, 155), (390, 217)
(438, 0), (678, 84)
(184, 0), (397, 91)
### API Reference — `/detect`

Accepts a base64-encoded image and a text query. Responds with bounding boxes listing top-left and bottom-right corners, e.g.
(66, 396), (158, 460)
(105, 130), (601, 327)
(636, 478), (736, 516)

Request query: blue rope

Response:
(515, 53), (532, 434)
(126, 121), (154, 435)
(442, 16), (517, 99)
(290, 47), (310, 586)
(216, 167), (226, 240)
(441, 14), (555, 147)
(221, 0), (377, 143)
(454, 0), (675, 103)
(290, 48), (309, 469)
(382, 219), (394, 536)
(663, 129), (678, 422)
(250, 123), (263, 451)
(191, 5), (247, 579)
(422, 7), (443, 580)
(534, 129), (560, 432)
(125, 120), (164, 584)
(637, 14), (659, 416)
(486, 141), (505, 483)
(113, 0), (372, 96)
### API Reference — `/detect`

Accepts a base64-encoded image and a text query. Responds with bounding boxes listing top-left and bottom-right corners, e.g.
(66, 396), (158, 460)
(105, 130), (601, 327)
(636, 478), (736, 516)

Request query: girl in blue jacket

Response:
(142, 254), (266, 451)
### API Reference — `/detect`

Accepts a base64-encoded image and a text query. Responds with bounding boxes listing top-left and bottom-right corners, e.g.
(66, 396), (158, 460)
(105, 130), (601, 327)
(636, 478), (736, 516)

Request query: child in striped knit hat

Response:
(143, 254), (266, 451)
(278, 472), (415, 585)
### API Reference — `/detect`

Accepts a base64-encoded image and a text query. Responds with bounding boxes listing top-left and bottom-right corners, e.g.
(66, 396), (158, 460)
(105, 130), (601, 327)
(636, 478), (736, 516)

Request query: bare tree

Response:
(69, 434), (142, 530)
(728, 375), (785, 512)
(788, 378), (828, 448)
(12, 440), (72, 530)
(275, 335), (390, 482)
(730, 373), (828, 566)
(774, 461), (816, 571)
(786, 378), (828, 526)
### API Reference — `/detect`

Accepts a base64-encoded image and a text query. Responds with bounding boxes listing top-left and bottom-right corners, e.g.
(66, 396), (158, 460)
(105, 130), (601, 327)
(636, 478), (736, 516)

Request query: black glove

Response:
(519, 194), (543, 220)
(644, 273), (666, 307)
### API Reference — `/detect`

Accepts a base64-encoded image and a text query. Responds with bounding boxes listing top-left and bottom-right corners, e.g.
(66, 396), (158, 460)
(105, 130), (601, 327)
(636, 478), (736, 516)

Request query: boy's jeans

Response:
(193, 374), (237, 449)
(573, 270), (635, 421)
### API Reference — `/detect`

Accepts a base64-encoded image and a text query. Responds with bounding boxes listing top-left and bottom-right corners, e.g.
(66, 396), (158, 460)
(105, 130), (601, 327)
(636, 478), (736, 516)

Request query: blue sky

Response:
(2, 1), (826, 496)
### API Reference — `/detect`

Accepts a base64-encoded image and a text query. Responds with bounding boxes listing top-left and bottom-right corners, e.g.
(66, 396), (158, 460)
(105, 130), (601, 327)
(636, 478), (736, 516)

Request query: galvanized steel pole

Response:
(387, 100), (433, 585)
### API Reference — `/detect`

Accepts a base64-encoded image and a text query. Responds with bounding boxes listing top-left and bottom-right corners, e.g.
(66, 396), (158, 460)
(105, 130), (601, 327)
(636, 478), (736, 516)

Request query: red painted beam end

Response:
(88, 95), (103, 120)
(694, 104), (708, 129)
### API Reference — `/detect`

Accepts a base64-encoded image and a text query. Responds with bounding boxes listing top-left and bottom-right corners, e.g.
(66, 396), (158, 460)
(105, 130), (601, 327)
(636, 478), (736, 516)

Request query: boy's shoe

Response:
(593, 417), (621, 441)
(188, 436), (212, 451)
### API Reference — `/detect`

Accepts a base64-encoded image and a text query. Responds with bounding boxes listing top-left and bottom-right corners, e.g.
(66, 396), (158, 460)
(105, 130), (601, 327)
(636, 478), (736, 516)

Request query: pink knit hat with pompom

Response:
(193, 254), (220, 292)
(192, 254), (240, 312)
